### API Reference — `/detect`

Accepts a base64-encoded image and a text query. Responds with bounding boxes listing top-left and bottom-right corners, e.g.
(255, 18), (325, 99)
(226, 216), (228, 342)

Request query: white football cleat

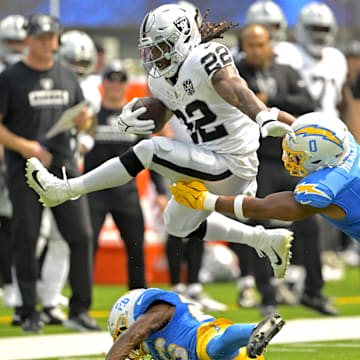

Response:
(253, 226), (293, 279)
(26, 157), (78, 207)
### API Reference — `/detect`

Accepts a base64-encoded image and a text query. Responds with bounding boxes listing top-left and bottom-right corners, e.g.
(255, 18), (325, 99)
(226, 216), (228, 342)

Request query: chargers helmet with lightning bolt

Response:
(282, 112), (350, 177)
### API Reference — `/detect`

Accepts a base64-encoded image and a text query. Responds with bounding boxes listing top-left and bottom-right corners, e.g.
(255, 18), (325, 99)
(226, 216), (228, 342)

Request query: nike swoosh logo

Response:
(32, 170), (45, 191)
(137, 295), (144, 306)
(271, 247), (282, 266)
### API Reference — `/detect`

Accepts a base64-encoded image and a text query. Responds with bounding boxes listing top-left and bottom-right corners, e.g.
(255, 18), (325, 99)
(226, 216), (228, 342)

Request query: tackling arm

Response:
(106, 302), (175, 360)
(170, 181), (319, 221)
(217, 191), (319, 221)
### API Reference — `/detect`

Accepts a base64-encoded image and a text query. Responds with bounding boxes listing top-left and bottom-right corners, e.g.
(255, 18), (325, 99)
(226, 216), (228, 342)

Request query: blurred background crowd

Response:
(0, 0), (359, 334)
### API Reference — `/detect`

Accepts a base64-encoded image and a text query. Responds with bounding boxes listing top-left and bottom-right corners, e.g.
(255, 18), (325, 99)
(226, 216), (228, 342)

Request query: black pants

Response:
(0, 215), (12, 284)
(166, 235), (204, 285)
(88, 188), (146, 290)
(9, 166), (93, 318)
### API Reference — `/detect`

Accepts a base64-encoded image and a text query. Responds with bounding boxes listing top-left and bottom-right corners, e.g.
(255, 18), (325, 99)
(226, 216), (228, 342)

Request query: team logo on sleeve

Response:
(174, 17), (190, 35)
(295, 183), (331, 199)
(183, 79), (195, 95)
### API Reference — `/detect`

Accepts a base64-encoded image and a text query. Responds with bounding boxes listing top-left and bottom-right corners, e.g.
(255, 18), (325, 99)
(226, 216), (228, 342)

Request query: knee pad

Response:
(133, 139), (155, 169)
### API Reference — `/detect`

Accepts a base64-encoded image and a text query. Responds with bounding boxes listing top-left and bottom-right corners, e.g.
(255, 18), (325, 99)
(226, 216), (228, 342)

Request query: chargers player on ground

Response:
(171, 112), (360, 242)
(106, 288), (284, 360)
(26, 4), (296, 278)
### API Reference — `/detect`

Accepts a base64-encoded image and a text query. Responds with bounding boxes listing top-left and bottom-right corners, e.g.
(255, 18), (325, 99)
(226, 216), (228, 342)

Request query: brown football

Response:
(132, 97), (168, 133)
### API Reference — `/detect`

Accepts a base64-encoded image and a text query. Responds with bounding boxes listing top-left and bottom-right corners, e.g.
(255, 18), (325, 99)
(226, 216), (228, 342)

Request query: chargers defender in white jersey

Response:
(25, 4), (296, 278)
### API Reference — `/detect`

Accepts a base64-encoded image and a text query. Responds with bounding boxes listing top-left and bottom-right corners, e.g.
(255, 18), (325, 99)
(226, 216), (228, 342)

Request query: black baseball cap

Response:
(26, 14), (61, 37)
(103, 60), (128, 82)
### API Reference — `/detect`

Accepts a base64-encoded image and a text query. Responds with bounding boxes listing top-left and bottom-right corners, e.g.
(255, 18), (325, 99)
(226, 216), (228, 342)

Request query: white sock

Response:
(203, 212), (262, 246)
(68, 157), (133, 195)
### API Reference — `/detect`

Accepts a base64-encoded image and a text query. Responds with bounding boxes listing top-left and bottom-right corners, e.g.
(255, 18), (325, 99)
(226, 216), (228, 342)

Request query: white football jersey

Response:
(80, 76), (102, 116)
(275, 42), (347, 116)
(149, 42), (260, 179)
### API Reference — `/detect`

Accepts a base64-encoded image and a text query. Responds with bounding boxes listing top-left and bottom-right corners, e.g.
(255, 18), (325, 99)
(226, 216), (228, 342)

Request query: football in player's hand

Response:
(132, 97), (168, 133)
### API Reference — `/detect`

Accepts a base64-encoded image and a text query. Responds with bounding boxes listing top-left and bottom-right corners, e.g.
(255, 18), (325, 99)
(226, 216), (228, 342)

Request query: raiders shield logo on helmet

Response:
(174, 16), (190, 35)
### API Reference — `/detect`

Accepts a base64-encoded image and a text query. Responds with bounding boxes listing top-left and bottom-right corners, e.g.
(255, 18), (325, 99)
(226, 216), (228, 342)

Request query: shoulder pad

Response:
(294, 180), (333, 208)
(189, 42), (235, 79)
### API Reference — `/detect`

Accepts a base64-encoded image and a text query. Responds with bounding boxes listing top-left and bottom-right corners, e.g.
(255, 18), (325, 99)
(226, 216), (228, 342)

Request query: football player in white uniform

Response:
(59, 29), (101, 156)
(275, 2), (355, 134)
(26, 4), (296, 279)
(0, 14), (27, 70)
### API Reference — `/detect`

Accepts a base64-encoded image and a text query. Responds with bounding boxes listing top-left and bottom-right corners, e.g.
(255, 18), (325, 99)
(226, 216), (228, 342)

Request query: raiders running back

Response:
(149, 41), (260, 180)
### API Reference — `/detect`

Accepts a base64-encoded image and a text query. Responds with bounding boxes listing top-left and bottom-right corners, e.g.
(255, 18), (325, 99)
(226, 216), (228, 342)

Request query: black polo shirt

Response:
(0, 60), (84, 175)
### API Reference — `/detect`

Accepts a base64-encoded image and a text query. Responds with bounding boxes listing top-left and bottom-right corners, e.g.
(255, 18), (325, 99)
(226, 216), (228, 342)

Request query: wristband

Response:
(255, 107), (280, 127)
(203, 193), (219, 211)
(234, 195), (247, 219)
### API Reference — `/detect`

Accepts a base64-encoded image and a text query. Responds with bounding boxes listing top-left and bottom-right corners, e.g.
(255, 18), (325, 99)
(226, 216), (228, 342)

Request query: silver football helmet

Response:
(59, 30), (97, 78)
(245, 1), (287, 43)
(282, 112), (350, 177)
(108, 289), (145, 340)
(295, 2), (337, 58)
(107, 289), (148, 358)
(139, 3), (201, 78)
(0, 14), (27, 65)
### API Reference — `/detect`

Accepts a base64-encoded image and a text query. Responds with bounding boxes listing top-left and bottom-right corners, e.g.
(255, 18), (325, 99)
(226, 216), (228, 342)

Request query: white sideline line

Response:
(1, 316), (360, 360)
(271, 316), (360, 344)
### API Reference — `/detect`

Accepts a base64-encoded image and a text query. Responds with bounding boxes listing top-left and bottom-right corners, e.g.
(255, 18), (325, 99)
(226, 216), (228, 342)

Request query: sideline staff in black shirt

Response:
(0, 14), (99, 333)
(84, 60), (147, 290)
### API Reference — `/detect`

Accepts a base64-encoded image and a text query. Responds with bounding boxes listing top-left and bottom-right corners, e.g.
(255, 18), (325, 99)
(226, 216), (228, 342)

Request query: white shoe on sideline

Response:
(25, 157), (78, 207)
(188, 284), (228, 312)
(2, 284), (16, 308)
(253, 226), (293, 279)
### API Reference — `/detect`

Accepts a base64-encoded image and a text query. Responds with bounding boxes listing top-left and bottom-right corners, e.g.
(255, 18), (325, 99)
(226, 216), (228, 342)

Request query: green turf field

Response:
(1, 266), (360, 359)
(34, 339), (360, 360)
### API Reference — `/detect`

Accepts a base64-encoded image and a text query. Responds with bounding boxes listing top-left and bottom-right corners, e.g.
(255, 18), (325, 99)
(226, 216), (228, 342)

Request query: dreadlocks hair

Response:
(198, 9), (239, 44)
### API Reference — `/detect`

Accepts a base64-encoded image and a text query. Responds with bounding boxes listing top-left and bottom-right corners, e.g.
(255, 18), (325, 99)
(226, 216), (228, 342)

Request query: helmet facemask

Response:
(282, 139), (308, 177)
(140, 35), (181, 79)
(111, 316), (145, 359)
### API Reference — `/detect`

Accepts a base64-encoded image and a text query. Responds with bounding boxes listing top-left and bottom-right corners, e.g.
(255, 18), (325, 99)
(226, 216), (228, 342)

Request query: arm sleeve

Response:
(267, 65), (316, 115)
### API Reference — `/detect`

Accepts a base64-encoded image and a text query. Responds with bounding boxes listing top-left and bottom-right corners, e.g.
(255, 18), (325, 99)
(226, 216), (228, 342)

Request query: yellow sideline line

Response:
(0, 297), (359, 324)
(0, 310), (109, 324)
(334, 296), (360, 305)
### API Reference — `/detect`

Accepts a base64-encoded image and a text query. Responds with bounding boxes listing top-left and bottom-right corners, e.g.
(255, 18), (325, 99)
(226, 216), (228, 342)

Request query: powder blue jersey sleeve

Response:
(294, 134), (360, 241)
